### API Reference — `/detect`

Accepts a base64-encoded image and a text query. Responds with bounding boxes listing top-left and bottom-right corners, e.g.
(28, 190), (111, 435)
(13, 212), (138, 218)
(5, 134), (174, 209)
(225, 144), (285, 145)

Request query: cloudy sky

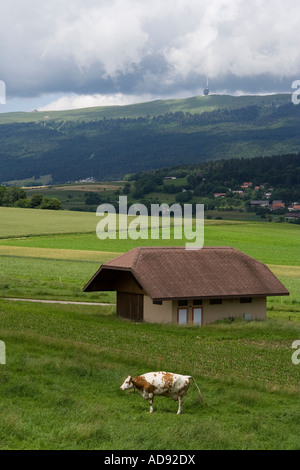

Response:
(0, 0), (299, 112)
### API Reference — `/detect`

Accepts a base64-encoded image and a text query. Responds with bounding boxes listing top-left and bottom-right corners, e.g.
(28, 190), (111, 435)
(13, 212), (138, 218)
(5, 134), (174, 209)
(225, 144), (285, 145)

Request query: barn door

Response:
(117, 292), (144, 321)
(193, 307), (202, 326)
(178, 308), (188, 325)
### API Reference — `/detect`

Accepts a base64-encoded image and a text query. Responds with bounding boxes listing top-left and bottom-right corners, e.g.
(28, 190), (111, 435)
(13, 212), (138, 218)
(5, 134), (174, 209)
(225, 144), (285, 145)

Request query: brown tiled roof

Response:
(84, 247), (289, 300)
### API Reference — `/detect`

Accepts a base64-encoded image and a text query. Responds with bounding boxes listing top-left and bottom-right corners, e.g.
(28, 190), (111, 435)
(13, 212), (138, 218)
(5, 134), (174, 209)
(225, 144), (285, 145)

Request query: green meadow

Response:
(0, 206), (299, 449)
(0, 206), (97, 238)
(1, 207), (299, 264)
(0, 301), (299, 450)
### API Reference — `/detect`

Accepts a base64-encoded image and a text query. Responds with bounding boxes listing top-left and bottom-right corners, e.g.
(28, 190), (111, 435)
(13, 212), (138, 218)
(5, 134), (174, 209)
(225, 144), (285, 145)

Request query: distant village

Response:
(216, 181), (299, 221)
(164, 177), (300, 222)
(74, 175), (300, 222)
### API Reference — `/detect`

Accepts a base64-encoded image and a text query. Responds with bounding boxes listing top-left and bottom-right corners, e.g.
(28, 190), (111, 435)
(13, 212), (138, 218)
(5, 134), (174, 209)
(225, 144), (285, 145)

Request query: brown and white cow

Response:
(120, 371), (203, 414)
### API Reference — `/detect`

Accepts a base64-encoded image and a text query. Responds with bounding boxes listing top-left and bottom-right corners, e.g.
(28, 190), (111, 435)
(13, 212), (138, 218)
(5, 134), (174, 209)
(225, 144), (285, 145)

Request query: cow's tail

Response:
(190, 376), (204, 405)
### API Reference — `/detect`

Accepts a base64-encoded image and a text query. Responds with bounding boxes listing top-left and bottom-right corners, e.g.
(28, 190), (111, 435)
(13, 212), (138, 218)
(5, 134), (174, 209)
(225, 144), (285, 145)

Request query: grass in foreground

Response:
(0, 300), (299, 450)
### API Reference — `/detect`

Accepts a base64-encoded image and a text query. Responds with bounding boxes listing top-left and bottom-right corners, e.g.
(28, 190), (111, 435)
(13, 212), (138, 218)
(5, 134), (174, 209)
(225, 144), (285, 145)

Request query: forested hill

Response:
(133, 153), (300, 192)
(0, 94), (299, 184)
(130, 153), (300, 209)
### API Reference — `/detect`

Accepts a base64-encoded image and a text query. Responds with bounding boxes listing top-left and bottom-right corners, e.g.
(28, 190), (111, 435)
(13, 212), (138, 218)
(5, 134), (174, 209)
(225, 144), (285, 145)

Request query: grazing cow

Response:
(120, 371), (203, 414)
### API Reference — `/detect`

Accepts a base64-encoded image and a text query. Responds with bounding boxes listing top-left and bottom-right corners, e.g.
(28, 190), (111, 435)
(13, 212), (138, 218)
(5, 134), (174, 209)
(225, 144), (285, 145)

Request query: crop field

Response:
(25, 182), (126, 212)
(0, 206), (299, 450)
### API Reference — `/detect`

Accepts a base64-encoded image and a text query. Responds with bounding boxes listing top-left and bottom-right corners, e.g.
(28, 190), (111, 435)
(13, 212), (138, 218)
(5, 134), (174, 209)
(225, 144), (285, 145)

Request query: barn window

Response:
(193, 299), (203, 306)
(210, 298), (222, 305)
(153, 300), (163, 305)
(240, 297), (252, 304)
(178, 300), (188, 307)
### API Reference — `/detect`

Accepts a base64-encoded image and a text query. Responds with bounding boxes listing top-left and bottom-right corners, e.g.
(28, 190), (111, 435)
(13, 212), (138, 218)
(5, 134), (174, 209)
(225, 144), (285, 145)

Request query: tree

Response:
(0, 186), (27, 206)
(0, 185), (7, 205)
(85, 192), (102, 205)
(175, 191), (193, 203)
(41, 197), (62, 210)
(2, 186), (26, 206)
(123, 183), (131, 195)
(30, 193), (44, 208)
(15, 198), (31, 208)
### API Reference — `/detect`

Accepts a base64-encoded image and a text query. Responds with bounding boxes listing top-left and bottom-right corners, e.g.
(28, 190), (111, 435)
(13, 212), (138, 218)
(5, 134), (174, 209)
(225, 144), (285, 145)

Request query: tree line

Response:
(0, 185), (62, 210)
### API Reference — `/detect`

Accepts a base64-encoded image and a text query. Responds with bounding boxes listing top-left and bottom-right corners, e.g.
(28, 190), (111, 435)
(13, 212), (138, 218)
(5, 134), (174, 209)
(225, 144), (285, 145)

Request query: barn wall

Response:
(120, 294), (266, 325)
(169, 297), (266, 325)
(143, 296), (173, 323)
(202, 297), (266, 325)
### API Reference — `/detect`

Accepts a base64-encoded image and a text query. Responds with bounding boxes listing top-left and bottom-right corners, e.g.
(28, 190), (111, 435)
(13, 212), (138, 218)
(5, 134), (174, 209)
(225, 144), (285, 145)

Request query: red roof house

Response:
(84, 247), (289, 325)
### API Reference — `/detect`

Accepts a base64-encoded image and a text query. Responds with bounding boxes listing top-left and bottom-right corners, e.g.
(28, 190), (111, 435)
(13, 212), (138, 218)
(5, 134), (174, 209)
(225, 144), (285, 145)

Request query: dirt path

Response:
(2, 297), (115, 306)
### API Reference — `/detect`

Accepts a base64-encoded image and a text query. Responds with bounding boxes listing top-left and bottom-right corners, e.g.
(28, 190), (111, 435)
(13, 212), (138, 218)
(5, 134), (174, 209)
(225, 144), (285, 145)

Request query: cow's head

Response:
(120, 376), (133, 390)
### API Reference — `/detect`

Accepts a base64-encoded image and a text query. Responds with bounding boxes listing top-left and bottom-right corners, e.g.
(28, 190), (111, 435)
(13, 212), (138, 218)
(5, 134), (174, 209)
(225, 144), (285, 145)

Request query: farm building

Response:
(83, 246), (289, 326)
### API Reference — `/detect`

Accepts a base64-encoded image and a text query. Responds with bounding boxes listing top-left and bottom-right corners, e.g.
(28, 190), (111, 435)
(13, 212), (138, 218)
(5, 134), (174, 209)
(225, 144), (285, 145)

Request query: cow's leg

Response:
(177, 396), (184, 414)
(148, 394), (154, 413)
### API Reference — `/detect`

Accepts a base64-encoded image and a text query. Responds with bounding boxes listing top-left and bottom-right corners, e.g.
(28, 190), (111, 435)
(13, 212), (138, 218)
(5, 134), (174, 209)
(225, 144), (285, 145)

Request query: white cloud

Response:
(0, 0), (299, 105)
(37, 92), (156, 111)
(164, 0), (300, 79)
(40, 1), (149, 77)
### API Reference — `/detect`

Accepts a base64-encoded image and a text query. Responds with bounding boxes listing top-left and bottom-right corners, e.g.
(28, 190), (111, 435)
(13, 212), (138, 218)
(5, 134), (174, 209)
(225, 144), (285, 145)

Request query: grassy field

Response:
(0, 207), (299, 306)
(0, 206), (98, 238)
(1, 207), (299, 264)
(0, 206), (299, 449)
(0, 300), (299, 450)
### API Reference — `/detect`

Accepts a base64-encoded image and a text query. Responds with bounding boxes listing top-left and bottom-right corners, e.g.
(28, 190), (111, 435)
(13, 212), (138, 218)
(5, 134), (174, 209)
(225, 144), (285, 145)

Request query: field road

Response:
(2, 298), (115, 306)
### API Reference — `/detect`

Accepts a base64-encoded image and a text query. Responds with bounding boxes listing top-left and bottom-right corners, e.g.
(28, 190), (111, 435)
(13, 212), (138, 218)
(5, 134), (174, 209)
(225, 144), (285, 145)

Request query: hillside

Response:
(0, 94), (299, 184)
(0, 94), (292, 124)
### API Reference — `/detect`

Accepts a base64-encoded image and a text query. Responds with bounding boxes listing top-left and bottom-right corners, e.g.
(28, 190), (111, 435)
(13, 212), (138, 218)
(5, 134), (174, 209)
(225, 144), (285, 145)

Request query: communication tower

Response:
(203, 77), (209, 96)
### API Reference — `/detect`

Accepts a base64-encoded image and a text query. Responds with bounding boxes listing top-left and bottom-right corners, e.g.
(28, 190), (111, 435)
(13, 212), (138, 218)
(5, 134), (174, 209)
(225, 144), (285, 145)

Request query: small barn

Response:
(83, 246), (289, 326)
